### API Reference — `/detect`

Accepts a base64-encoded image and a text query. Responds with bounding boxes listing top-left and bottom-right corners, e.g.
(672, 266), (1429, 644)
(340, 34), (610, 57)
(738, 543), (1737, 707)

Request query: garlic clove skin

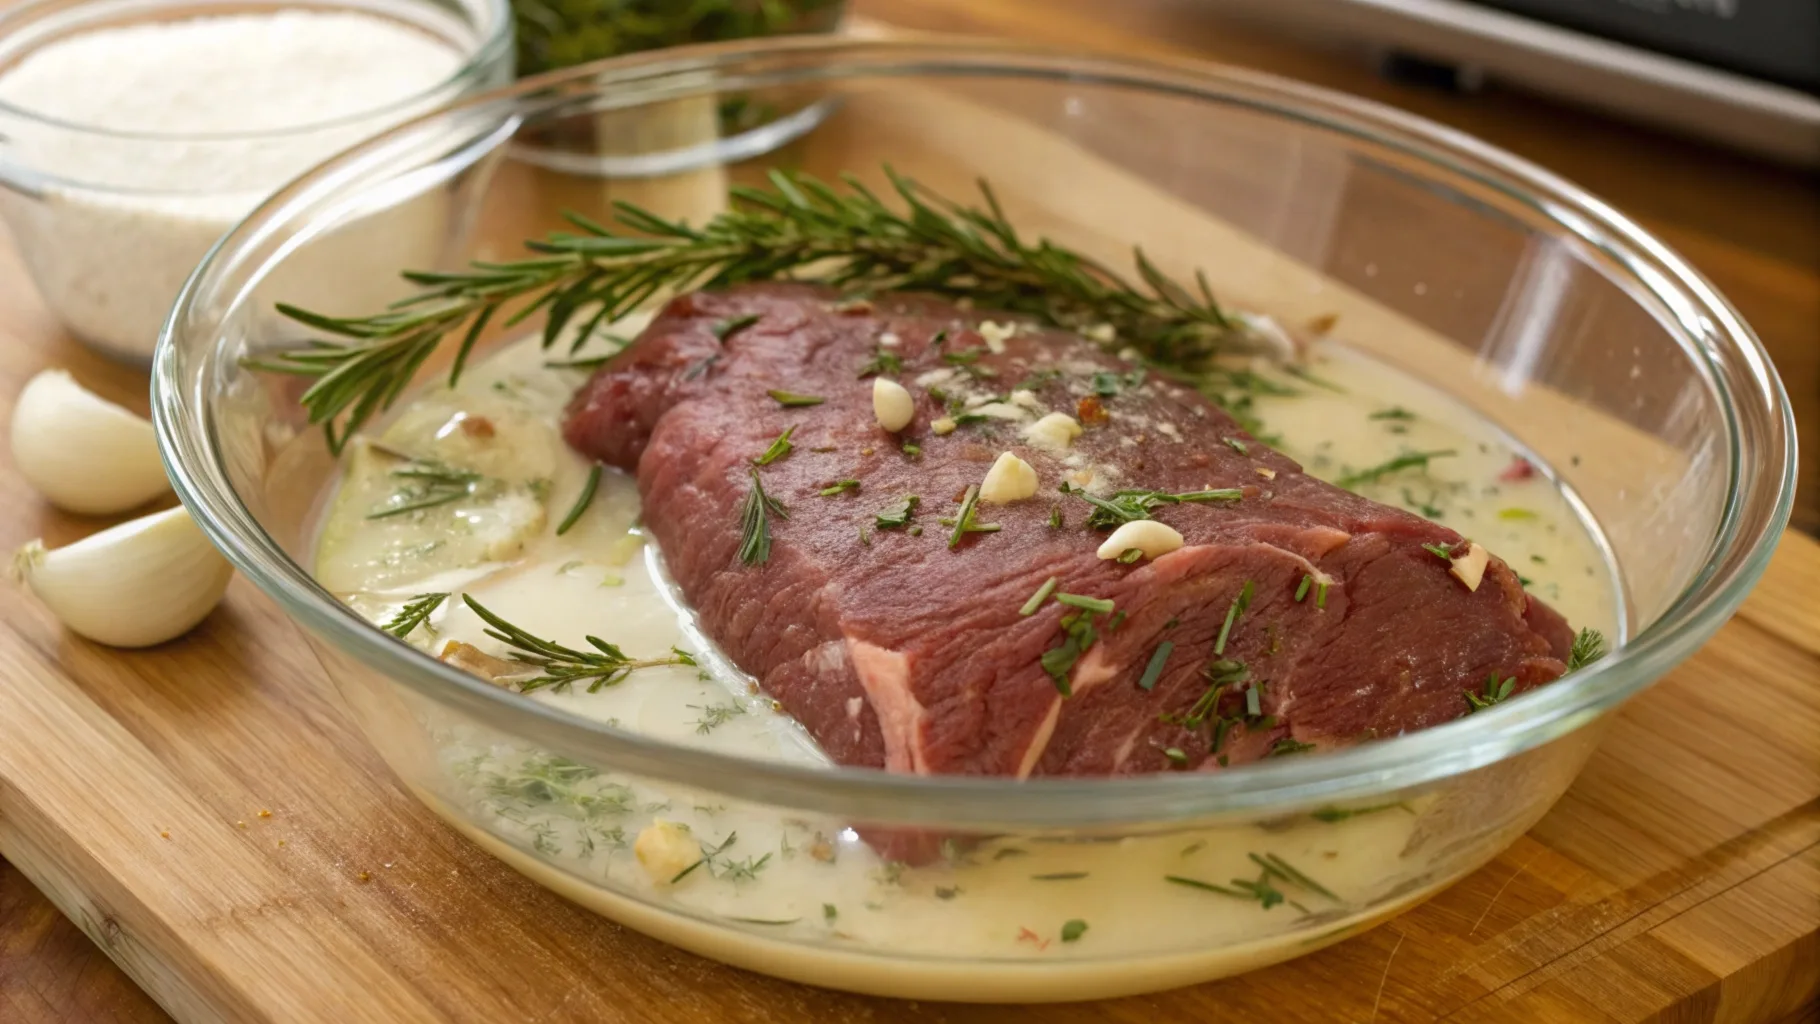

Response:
(12, 505), (233, 648)
(11, 369), (171, 515)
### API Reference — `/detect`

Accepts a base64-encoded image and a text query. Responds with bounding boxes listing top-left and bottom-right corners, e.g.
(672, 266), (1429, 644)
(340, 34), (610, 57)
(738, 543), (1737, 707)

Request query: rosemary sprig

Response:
(367, 460), (484, 519)
(461, 594), (695, 694)
(1463, 673), (1516, 713)
(754, 426), (795, 466)
(738, 470), (789, 565)
(1059, 482), (1242, 529)
(255, 167), (1248, 452)
(1567, 628), (1606, 671)
(382, 592), (447, 638)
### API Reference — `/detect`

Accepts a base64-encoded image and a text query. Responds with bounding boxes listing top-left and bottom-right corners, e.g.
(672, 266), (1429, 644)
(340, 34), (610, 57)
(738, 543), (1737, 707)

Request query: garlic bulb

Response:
(12, 505), (233, 648)
(11, 369), (171, 514)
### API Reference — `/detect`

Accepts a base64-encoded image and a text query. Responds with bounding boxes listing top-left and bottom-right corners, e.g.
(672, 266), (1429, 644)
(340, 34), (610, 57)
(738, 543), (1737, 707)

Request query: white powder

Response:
(0, 12), (467, 360)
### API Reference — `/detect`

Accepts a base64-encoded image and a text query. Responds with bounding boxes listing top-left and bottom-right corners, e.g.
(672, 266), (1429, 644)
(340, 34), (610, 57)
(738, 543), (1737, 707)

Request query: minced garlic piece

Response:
(978, 320), (1016, 354)
(873, 378), (915, 432)
(979, 452), (1038, 504)
(1449, 542), (1491, 592)
(635, 820), (699, 883)
(1022, 412), (1082, 452)
(1096, 520), (1184, 561)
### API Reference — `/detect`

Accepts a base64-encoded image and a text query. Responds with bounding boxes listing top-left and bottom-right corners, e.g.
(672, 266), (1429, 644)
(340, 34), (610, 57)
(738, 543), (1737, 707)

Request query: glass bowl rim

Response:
(153, 34), (1797, 830)
(0, 0), (513, 144)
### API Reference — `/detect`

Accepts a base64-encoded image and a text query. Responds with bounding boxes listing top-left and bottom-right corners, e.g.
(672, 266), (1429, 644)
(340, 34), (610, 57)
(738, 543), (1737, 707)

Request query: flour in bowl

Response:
(0, 10), (470, 360)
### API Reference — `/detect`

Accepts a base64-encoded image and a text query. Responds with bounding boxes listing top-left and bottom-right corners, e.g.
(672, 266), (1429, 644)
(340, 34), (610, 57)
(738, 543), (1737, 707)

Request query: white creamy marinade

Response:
(314, 324), (1620, 987)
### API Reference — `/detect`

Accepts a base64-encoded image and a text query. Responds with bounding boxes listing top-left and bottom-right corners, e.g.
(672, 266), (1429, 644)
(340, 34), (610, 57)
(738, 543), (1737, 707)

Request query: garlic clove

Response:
(1096, 519), (1185, 561)
(872, 378), (915, 433)
(10, 368), (171, 515)
(12, 505), (233, 648)
(979, 451), (1038, 504)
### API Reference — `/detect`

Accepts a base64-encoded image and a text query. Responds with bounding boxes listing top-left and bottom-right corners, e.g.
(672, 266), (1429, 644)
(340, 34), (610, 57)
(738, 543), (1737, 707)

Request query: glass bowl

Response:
(0, 0), (513, 364)
(151, 37), (1796, 1002)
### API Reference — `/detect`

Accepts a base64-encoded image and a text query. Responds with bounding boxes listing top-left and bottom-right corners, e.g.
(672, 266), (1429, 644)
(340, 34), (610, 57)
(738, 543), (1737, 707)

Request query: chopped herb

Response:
(1139, 641), (1174, 690)
(1163, 747), (1188, 766)
(1268, 737), (1317, 757)
(1567, 628), (1606, 671)
(681, 353), (719, 381)
(1214, 581), (1255, 655)
(944, 485), (1000, 548)
(543, 352), (618, 371)
(1116, 547), (1144, 564)
(993, 848), (1029, 860)
(933, 885), (961, 900)
(942, 349), (983, 366)
(728, 916), (799, 926)
(819, 479), (861, 497)
(382, 592), (447, 639)
(1335, 449), (1455, 489)
(712, 313), (761, 341)
(823, 903), (838, 922)
(1421, 542), (1455, 560)
(1060, 482), (1241, 528)
(1403, 488), (1445, 518)
(1061, 919), (1089, 942)
(367, 459), (484, 519)
(875, 495), (919, 529)
(1294, 575), (1312, 602)
(1020, 577), (1059, 616)
(738, 470), (789, 565)
(1055, 593), (1115, 614)
(1368, 406), (1415, 421)
(1245, 685), (1263, 718)
(461, 595), (695, 694)
(1223, 437), (1249, 455)
(901, 441), (922, 460)
(1090, 371), (1121, 396)
(688, 701), (746, 734)
(1463, 673), (1516, 713)
(1517, 574), (1533, 587)
(1531, 554), (1547, 564)
(856, 349), (903, 377)
(1498, 507), (1538, 521)
(1164, 875), (1248, 898)
(950, 412), (991, 428)
(929, 329), (949, 347)
(1041, 607), (1107, 696)
(1316, 581), (1330, 609)
(1205, 659), (1248, 685)
(754, 426), (796, 466)
(1047, 507), (1063, 529)
(1310, 802), (1409, 823)
(767, 389), (825, 408)
(1284, 364), (1345, 392)
(1211, 716), (1235, 754)
(1030, 872), (1089, 881)
(1252, 853), (1338, 900)
(556, 464), (602, 536)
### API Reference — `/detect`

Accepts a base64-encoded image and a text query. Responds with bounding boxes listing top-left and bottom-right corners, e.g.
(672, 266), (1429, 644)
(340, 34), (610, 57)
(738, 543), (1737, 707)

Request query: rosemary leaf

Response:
(738, 470), (788, 565)
(556, 464), (602, 536)
(461, 594), (693, 693)
(382, 592), (447, 638)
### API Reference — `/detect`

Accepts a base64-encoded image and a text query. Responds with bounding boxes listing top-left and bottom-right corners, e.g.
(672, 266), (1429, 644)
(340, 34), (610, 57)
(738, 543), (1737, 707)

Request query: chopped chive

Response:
(1047, 507), (1063, 529)
(901, 442), (922, 459)
(1055, 593), (1115, 614)
(1165, 875), (1248, 898)
(942, 349), (982, 365)
(1030, 872), (1089, 881)
(1163, 747), (1187, 765)
(1117, 547), (1144, 564)
(819, 479), (861, 497)
(1421, 542), (1455, 560)
(1020, 577), (1059, 616)
(1267, 737), (1317, 757)
(1335, 449), (1455, 489)
(728, 916), (800, 926)
(753, 426), (796, 466)
(946, 485), (998, 548)
(1294, 575), (1312, 602)
(822, 903), (838, 922)
(556, 464), (602, 536)
(1498, 507), (1538, 521)
(1259, 853), (1338, 900)
(1223, 437), (1249, 455)
(767, 390), (825, 408)
(712, 313), (761, 341)
(1245, 686), (1262, 717)
(1139, 641), (1174, 691)
(1368, 406), (1416, 421)
(1061, 919), (1089, 942)
(1214, 581), (1255, 655)
(1316, 581), (1329, 609)
(1211, 716), (1235, 753)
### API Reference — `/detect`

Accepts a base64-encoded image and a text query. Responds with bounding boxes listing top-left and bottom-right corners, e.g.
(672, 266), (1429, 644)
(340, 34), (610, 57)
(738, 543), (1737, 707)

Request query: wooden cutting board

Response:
(2, 45), (1818, 1024)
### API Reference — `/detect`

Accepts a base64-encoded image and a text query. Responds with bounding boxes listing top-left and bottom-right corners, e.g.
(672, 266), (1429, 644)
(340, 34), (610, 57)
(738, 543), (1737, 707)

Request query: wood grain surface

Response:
(1, 1), (1816, 1021)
